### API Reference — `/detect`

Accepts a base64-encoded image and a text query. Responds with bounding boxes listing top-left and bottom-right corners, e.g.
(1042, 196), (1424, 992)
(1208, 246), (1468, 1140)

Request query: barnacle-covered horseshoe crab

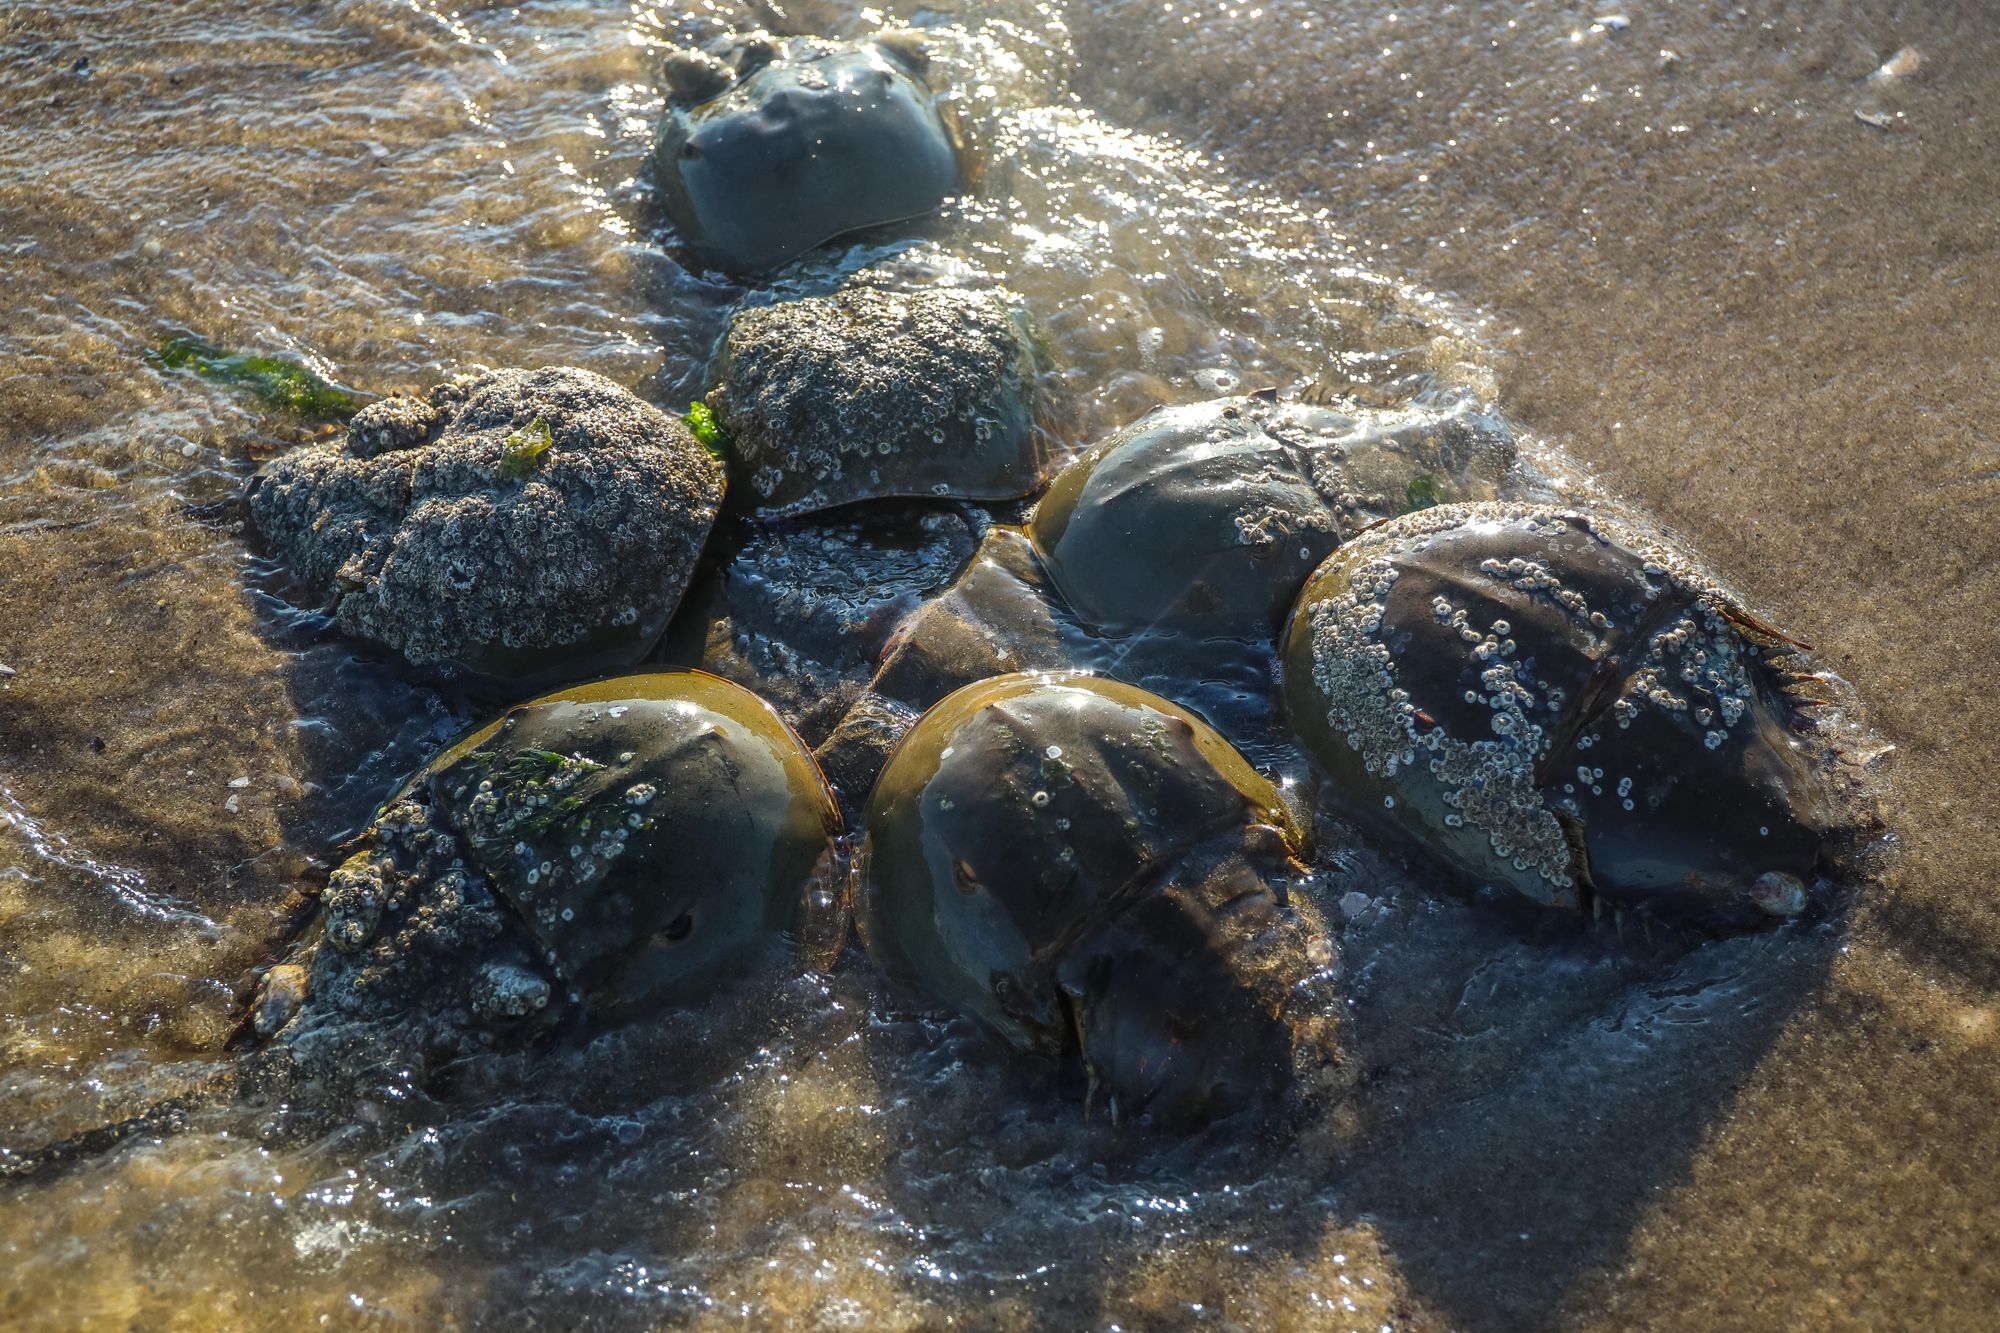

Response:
(678, 501), (985, 743)
(704, 285), (1051, 518)
(858, 672), (1338, 1127)
(653, 32), (959, 274)
(1029, 393), (1516, 641)
(247, 366), (724, 684)
(1280, 502), (1843, 929)
(256, 670), (847, 1045)
(812, 526), (1094, 811)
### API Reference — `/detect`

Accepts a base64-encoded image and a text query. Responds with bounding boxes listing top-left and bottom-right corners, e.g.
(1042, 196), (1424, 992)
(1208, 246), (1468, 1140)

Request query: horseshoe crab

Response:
(676, 501), (985, 744)
(1280, 502), (1841, 929)
(1030, 393), (1515, 641)
(654, 33), (959, 274)
(858, 672), (1338, 1127)
(263, 671), (846, 1044)
(812, 526), (1093, 812)
(705, 285), (1051, 517)
(248, 366), (723, 683)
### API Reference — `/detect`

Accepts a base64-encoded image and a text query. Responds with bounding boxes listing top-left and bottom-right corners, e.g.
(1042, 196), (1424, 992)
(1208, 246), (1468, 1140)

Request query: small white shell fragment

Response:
(250, 963), (309, 1037)
(1869, 47), (1922, 83)
(1748, 872), (1809, 917)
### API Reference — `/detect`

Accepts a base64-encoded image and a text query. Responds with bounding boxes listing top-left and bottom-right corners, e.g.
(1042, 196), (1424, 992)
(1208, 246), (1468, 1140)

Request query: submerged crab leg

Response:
(1064, 989), (1104, 1123)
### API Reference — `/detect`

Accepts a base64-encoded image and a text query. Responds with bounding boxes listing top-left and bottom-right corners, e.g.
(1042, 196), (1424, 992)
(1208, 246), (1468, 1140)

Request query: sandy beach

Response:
(1067, 0), (2000, 1323)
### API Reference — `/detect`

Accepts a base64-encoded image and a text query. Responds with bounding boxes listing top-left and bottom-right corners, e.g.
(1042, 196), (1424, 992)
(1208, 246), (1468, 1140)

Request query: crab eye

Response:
(735, 37), (777, 75)
(662, 911), (694, 943)
(680, 141), (702, 161)
(990, 973), (1025, 1014)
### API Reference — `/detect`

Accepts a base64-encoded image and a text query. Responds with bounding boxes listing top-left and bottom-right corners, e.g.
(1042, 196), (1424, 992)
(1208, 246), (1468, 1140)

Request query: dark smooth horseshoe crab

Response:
(653, 34), (959, 275)
(1280, 502), (1843, 929)
(858, 672), (1338, 1127)
(1030, 393), (1515, 641)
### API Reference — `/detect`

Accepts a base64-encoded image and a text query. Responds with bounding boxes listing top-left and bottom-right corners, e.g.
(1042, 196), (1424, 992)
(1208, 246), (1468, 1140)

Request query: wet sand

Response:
(1070, 0), (2000, 1324)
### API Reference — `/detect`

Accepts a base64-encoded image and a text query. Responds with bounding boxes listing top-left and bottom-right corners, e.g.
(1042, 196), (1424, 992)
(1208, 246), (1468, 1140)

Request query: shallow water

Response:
(0, 1), (1989, 1329)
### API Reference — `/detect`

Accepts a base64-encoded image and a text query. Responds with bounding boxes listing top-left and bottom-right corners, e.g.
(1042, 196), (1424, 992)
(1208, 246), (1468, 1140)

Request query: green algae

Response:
(683, 399), (727, 458)
(481, 746), (608, 836)
(1402, 472), (1444, 513)
(148, 332), (360, 419)
(495, 746), (600, 784)
(497, 416), (556, 480)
